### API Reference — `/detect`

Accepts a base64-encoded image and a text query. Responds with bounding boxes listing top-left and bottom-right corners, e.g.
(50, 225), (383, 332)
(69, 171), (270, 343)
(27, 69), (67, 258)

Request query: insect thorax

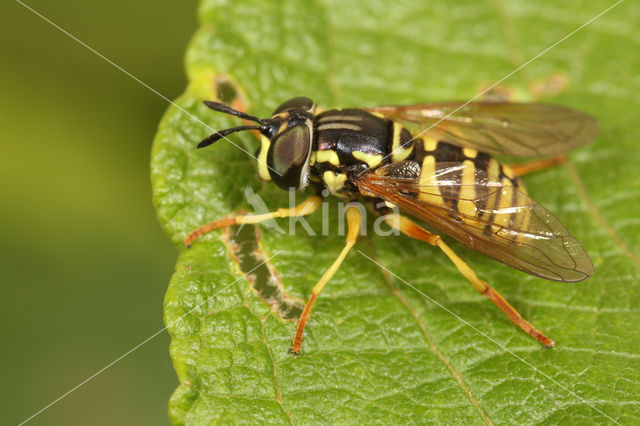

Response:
(309, 109), (414, 197)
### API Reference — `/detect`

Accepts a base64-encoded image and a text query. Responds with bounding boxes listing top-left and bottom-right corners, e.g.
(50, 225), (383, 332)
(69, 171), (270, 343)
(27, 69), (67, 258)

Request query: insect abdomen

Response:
(414, 138), (530, 237)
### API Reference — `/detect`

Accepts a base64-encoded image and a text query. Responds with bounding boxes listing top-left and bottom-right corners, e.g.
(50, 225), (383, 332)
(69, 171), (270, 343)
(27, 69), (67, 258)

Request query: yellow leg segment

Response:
(384, 214), (555, 348)
(509, 154), (566, 177)
(183, 195), (322, 247)
(290, 205), (362, 354)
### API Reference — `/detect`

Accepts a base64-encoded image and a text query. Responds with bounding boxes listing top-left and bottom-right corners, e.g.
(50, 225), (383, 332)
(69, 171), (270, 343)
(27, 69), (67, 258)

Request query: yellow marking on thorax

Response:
(353, 151), (383, 168)
(463, 147), (478, 158)
(423, 137), (438, 152)
(317, 114), (363, 122)
(323, 171), (347, 195)
(418, 155), (444, 206)
(458, 160), (478, 218)
(315, 150), (340, 166)
(258, 135), (271, 181)
(317, 123), (362, 132)
(391, 123), (414, 163)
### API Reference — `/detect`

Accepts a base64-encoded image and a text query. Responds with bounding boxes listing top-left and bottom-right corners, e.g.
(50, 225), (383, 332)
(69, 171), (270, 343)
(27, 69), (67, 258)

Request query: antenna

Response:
(197, 125), (262, 148)
(203, 100), (261, 123)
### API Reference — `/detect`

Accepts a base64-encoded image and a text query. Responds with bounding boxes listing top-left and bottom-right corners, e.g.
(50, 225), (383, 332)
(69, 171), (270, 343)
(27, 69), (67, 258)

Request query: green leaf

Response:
(152, 0), (640, 423)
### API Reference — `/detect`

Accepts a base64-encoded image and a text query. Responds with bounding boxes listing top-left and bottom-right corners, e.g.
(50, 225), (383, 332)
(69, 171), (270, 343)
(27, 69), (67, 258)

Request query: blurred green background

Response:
(1, 1), (197, 424)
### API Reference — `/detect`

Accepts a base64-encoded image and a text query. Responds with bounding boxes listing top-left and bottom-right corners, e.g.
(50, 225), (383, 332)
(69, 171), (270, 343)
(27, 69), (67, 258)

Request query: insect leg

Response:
(383, 213), (555, 348)
(183, 195), (322, 247)
(289, 205), (362, 354)
(508, 154), (566, 177)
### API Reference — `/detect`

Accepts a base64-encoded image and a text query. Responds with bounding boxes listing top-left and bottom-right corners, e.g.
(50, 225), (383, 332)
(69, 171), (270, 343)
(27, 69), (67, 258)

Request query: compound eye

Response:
(273, 97), (314, 114)
(268, 125), (311, 189)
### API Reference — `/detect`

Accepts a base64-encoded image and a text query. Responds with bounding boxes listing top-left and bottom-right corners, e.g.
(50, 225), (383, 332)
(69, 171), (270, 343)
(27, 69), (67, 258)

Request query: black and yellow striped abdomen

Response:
(411, 138), (531, 238)
(308, 107), (530, 240)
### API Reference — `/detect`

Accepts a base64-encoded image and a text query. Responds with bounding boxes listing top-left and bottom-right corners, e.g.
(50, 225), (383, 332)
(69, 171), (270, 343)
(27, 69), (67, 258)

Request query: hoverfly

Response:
(185, 96), (598, 354)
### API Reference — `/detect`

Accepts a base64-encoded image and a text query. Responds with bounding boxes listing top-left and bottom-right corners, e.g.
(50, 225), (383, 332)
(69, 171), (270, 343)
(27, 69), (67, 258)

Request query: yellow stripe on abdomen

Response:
(480, 159), (501, 225)
(458, 159), (478, 219)
(418, 155), (444, 207)
(493, 177), (515, 232)
(513, 188), (532, 240)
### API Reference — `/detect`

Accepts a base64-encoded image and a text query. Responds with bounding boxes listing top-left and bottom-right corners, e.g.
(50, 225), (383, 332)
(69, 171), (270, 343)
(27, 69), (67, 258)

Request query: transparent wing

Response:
(358, 161), (593, 282)
(367, 101), (599, 157)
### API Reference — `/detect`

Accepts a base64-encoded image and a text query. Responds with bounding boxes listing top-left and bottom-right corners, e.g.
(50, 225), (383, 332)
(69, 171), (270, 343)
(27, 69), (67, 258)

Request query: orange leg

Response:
(384, 214), (555, 347)
(509, 154), (566, 177)
(290, 205), (362, 354)
(183, 195), (322, 247)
